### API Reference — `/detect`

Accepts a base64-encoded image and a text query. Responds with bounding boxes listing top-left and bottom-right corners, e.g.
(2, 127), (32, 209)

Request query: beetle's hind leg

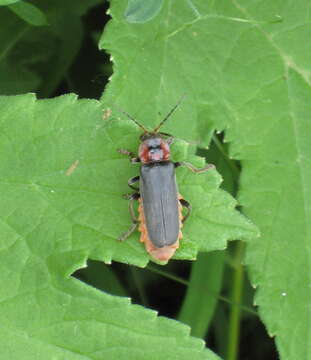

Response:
(118, 223), (138, 242)
(118, 193), (140, 241)
(179, 198), (192, 223)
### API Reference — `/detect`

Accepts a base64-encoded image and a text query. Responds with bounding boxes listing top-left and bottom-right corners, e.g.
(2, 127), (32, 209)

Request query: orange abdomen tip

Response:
(138, 197), (184, 262)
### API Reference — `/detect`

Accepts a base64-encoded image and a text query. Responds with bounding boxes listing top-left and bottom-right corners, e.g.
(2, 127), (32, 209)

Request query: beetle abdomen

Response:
(140, 162), (180, 248)
(138, 195), (183, 261)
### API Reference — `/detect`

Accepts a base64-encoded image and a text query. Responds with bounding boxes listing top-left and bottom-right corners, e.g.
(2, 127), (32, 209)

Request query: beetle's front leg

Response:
(118, 149), (141, 163)
(175, 161), (215, 173)
(118, 193), (140, 241)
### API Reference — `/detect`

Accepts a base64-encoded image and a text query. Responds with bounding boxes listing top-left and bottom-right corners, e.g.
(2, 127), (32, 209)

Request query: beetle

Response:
(117, 97), (214, 261)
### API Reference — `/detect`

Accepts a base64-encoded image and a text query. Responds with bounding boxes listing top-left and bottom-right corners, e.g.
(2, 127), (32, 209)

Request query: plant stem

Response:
(226, 241), (245, 360)
(146, 264), (188, 285)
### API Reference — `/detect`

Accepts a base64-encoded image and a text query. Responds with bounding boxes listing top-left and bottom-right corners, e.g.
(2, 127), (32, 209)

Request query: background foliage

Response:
(0, 0), (310, 359)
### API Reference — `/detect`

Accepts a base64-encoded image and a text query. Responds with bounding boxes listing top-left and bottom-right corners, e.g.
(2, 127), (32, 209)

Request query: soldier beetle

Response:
(118, 97), (214, 261)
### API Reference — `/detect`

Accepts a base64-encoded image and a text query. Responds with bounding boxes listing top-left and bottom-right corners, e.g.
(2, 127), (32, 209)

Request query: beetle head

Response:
(117, 95), (185, 163)
(139, 133), (171, 163)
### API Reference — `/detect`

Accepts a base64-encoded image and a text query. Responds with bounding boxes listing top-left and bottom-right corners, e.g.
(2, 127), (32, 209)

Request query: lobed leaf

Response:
(0, 93), (226, 359)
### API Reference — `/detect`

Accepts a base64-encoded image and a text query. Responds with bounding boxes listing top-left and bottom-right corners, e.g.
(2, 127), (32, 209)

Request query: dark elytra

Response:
(140, 161), (180, 248)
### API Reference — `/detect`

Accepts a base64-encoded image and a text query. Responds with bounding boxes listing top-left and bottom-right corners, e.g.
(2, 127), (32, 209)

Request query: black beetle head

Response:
(139, 133), (170, 163)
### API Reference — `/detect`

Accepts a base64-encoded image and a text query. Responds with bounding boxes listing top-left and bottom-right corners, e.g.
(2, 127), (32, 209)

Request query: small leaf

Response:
(0, 1), (91, 96)
(124, 0), (164, 23)
(8, 1), (48, 26)
(0, 0), (20, 5)
(0, 8), (41, 95)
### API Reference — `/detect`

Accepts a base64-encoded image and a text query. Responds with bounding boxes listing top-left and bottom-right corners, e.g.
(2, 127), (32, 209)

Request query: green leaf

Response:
(0, 8), (40, 94)
(100, 1), (253, 146)
(0, 0), (20, 5)
(0, 93), (225, 360)
(124, 0), (164, 23)
(200, 3), (311, 358)
(8, 1), (48, 26)
(239, 69), (311, 359)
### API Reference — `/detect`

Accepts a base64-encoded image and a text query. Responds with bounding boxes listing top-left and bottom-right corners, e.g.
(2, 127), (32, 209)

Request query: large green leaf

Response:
(100, 0), (311, 358)
(0, 93), (227, 359)
(211, 4), (311, 360)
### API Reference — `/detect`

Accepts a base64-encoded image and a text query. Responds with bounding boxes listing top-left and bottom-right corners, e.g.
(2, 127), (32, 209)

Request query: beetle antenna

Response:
(153, 94), (186, 133)
(114, 106), (149, 132)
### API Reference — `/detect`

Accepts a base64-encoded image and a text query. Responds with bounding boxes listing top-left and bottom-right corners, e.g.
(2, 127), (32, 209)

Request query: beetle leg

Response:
(128, 193), (140, 221)
(118, 148), (135, 157)
(128, 175), (140, 191)
(118, 193), (140, 241)
(175, 161), (215, 173)
(179, 198), (192, 223)
(118, 149), (140, 163)
(118, 223), (138, 241)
